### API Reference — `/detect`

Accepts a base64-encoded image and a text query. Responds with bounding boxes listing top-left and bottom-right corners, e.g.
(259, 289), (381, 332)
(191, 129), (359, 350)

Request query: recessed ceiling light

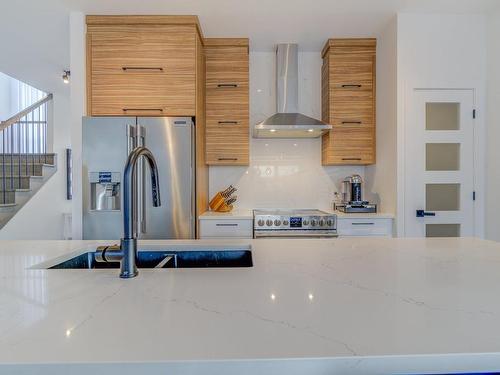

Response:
(270, 129), (276, 133)
(308, 129), (314, 132)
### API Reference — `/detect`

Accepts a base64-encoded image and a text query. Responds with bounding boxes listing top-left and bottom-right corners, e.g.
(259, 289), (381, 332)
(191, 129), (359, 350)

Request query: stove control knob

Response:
(283, 220), (289, 226)
(266, 219), (273, 226)
(311, 219), (317, 227)
(319, 220), (325, 227)
(303, 219), (309, 226)
(274, 219), (282, 226)
(327, 219), (333, 227)
(257, 219), (265, 227)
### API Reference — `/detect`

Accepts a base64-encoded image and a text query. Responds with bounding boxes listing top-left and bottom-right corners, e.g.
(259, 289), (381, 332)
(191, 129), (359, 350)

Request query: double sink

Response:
(35, 247), (253, 270)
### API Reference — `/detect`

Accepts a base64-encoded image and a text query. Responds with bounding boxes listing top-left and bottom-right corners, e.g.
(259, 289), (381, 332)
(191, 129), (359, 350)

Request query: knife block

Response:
(209, 192), (234, 212)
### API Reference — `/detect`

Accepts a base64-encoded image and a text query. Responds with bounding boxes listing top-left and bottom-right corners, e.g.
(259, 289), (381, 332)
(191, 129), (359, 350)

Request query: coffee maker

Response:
(334, 174), (377, 213)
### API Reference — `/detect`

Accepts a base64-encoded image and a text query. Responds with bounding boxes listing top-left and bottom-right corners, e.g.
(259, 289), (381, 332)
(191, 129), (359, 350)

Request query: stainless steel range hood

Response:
(253, 44), (332, 138)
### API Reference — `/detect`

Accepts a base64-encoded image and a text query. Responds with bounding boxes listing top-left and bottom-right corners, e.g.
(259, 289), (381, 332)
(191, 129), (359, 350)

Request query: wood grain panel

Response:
(195, 34), (208, 238)
(321, 38), (376, 165)
(325, 127), (375, 165)
(87, 22), (198, 116)
(86, 15), (204, 40)
(206, 126), (249, 165)
(331, 56), (375, 90)
(205, 38), (249, 165)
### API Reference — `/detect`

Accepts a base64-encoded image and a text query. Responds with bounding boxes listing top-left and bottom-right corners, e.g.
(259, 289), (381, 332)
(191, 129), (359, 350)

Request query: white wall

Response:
(0, 93), (72, 239)
(209, 51), (366, 210)
(0, 73), (12, 120)
(365, 16), (398, 216)
(0, 14), (73, 239)
(486, 11), (500, 241)
(396, 13), (487, 237)
(69, 12), (86, 240)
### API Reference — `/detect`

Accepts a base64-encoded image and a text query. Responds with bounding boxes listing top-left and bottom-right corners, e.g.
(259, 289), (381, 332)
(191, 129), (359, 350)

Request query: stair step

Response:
(0, 164), (44, 177)
(0, 191), (16, 204)
(0, 154), (56, 165)
(0, 177), (31, 191)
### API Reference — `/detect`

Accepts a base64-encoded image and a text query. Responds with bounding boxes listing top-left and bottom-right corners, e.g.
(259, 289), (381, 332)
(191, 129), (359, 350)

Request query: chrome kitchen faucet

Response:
(95, 146), (161, 278)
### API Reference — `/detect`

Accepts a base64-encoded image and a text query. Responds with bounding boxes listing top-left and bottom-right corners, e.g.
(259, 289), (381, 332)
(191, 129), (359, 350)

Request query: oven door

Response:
(254, 230), (338, 239)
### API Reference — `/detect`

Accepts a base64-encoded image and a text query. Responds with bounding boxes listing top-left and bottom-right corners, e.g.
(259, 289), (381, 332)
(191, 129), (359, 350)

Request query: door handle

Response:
(416, 210), (436, 217)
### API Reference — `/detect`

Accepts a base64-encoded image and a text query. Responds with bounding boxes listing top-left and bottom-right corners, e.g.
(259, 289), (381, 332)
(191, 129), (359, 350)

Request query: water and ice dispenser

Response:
(89, 172), (121, 211)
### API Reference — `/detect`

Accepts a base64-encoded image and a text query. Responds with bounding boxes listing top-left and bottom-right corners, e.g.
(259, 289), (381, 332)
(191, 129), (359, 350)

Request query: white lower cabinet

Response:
(337, 217), (393, 237)
(200, 218), (253, 239)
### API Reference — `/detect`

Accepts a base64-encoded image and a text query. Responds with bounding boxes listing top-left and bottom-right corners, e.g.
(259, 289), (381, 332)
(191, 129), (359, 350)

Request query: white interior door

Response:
(405, 89), (475, 237)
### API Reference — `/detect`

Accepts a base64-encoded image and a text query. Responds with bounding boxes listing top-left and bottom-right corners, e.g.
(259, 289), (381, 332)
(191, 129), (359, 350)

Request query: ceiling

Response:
(0, 0), (499, 95)
(65, 0), (500, 51)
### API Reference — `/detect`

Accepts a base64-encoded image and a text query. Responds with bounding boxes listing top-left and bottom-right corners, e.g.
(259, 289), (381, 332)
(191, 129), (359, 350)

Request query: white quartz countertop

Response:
(2, 238), (500, 374)
(199, 208), (253, 220)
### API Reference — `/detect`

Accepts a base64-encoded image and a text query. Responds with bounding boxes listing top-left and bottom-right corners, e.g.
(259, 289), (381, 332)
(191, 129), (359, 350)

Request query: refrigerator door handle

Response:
(137, 125), (147, 234)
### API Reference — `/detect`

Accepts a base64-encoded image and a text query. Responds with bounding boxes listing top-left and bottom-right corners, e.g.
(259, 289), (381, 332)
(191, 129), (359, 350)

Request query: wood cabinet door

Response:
(88, 25), (197, 116)
(323, 127), (375, 165)
(205, 41), (249, 165)
(321, 39), (376, 165)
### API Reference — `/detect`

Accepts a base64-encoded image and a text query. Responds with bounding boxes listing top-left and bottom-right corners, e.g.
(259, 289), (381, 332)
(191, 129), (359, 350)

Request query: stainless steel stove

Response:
(253, 209), (337, 238)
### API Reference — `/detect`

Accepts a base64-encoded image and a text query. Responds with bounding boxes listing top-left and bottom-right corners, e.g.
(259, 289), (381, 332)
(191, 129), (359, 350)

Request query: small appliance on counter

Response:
(253, 209), (337, 238)
(334, 174), (377, 213)
(209, 185), (237, 212)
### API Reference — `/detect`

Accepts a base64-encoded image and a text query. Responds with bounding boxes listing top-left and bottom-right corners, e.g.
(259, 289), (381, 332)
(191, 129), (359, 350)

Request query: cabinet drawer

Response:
(90, 73), (195, 116)
(206, 115), (248, 129)
(206, 128), (249, 165)
(331, 94), (374, 127)
(89, 26), (196, 75)
(330, 57), (374, 90)
(337, 218), (393, 237)
(206, 45), (248, 81)
(88, 25), (197, 116)
(206, 82), (249, 107)
(200, 219), (253, 238)
(324, 127), (375, 165)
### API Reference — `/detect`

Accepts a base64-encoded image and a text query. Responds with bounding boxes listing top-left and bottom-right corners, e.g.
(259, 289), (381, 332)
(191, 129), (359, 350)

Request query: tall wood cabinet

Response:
(85, 15), (208, 236)
(321, 38), (377, 165)
(204, 38), (249, 165)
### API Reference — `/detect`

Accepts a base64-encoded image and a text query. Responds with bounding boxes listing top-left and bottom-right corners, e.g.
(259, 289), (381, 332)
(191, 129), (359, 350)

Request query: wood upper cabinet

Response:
(204, 38), (249, 165)
(86, 16), (204, 117)
(321, 38), (376, 165)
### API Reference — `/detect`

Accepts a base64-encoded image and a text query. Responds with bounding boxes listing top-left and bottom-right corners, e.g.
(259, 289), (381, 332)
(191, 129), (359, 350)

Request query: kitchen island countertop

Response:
(1, 237), (500, 374)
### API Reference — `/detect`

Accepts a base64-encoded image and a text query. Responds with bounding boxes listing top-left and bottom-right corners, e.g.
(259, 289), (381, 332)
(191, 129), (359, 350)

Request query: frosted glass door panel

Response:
(426, 184), (460, 211)
(426, 103), (460, 130)
(426, 224), (460, 238)
(426, 143), (460, 171)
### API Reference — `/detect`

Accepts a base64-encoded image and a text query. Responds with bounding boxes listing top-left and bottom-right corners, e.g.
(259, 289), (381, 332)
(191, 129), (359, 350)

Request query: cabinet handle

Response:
(216, 223), (239, 227)
(217, 83), (239, 88)
(342, 84), (362, 88)
(342, 157), (362, 161)
(218, 157), (238, 161)
(122, 67), (163, 72)
(341, 121), (363, 125)
(123, 108), (164, 112)
(352, 222), (375, 226)
(218, 121), (239, 125)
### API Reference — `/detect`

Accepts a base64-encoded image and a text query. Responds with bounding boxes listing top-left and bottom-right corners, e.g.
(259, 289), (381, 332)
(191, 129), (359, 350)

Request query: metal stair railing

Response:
(0, 93), (53, 204)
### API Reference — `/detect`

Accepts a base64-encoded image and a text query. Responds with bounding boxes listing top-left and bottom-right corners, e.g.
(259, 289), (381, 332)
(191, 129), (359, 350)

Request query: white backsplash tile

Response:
(209, 51), (366, 210)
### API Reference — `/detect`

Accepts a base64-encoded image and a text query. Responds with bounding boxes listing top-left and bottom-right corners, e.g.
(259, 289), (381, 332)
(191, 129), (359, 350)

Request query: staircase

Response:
(0, 94), (56, 228)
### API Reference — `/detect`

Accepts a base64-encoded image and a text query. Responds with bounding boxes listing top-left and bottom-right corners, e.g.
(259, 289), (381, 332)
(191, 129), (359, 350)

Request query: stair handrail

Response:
(0, 93), (53, 132)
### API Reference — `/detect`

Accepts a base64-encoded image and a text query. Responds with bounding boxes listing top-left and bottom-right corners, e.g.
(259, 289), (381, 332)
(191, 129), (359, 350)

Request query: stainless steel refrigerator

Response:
(82, 117), (195, 240)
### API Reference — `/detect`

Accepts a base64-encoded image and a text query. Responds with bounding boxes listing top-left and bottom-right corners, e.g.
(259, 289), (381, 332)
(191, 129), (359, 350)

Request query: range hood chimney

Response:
(253, 44), (332, 138)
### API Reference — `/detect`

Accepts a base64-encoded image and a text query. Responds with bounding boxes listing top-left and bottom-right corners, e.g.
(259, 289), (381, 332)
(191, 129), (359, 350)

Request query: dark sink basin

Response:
(48, 249), (253, 269)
